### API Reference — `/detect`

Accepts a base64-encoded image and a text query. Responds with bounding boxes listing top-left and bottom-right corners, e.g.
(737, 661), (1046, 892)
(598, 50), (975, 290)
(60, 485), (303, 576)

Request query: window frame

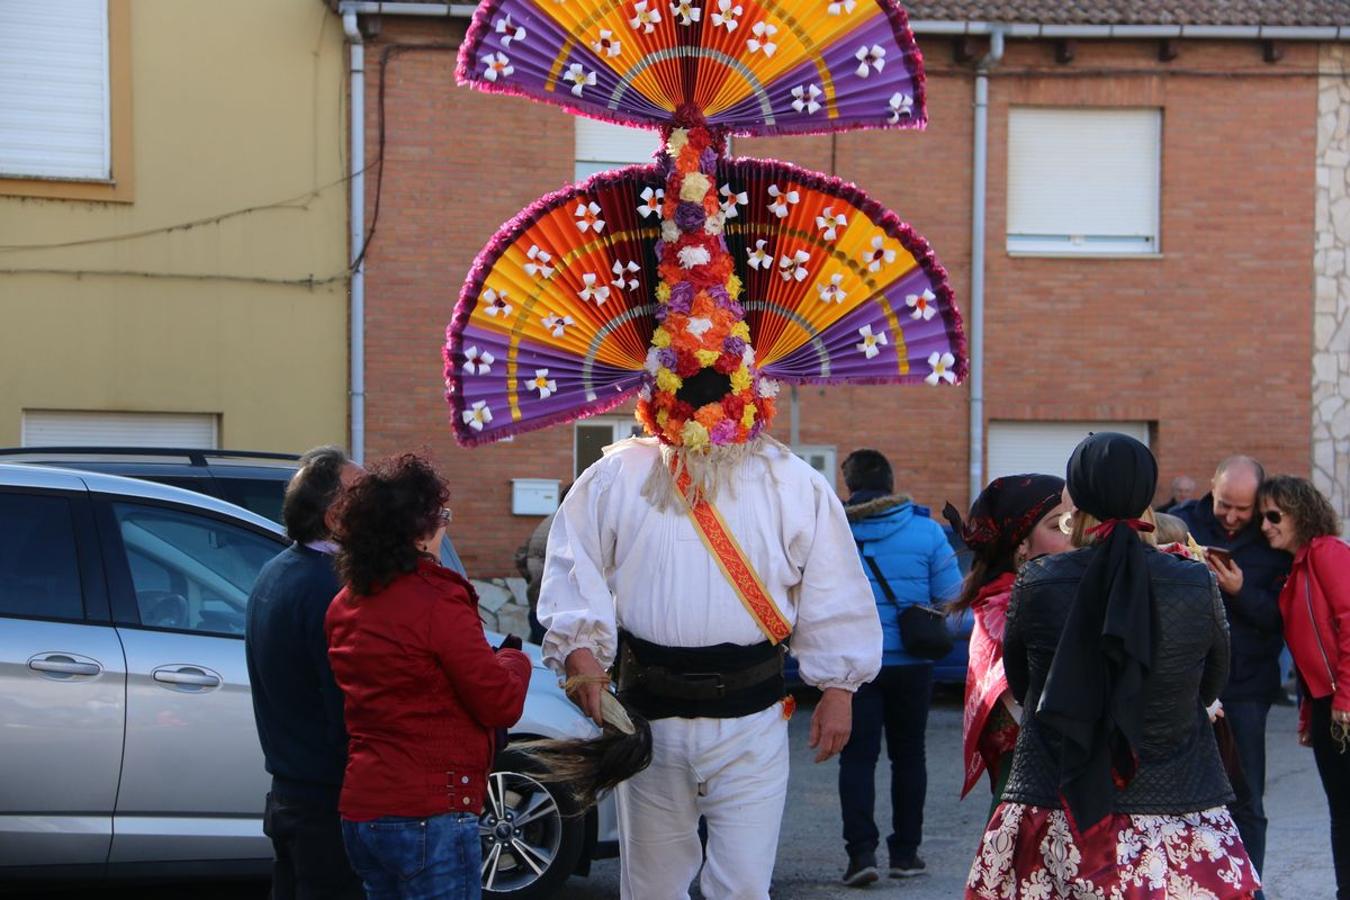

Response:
(0, 486), (110, 624)
(573, 415), (643, 479)
(0, 0), (134, 203)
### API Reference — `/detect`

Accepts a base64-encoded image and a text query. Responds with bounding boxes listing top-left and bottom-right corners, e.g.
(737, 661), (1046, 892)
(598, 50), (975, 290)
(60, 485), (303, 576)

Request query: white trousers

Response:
(616, 704), (790, 900)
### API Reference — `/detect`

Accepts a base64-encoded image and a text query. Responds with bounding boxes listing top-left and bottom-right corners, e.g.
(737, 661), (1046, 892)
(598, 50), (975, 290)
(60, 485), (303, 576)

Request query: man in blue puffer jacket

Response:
(836, 449), (963, 887)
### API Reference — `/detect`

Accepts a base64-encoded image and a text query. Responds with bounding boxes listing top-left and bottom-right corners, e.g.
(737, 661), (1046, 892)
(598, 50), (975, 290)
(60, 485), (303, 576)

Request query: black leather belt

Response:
(617, 631), (786, 719)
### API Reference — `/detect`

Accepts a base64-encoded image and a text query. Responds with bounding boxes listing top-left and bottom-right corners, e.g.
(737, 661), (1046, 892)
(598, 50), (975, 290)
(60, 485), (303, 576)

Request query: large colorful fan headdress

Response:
(445, 0), (966, 449)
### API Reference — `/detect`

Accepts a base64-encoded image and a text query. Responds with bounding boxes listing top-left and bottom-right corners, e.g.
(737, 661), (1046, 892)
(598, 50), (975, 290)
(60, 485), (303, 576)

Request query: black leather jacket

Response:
(1001, 547), (1236, 814)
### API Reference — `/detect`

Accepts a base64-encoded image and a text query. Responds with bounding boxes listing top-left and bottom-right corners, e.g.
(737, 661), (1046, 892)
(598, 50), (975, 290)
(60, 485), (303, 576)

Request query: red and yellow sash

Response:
(672, 461), (793, 645)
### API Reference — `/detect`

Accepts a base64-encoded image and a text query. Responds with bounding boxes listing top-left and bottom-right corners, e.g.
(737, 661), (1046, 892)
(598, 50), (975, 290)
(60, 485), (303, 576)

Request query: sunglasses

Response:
(1261, 510), (1283, 525)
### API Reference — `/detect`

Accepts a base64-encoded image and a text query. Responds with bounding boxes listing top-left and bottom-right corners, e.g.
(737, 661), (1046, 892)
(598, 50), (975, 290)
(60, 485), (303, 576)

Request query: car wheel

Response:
(481, 747), (586, 899)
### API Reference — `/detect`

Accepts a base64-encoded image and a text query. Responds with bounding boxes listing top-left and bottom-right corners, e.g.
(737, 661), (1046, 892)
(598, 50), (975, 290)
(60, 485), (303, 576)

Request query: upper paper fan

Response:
(445, 159), (962, 447)
(455, 0), (926, 137)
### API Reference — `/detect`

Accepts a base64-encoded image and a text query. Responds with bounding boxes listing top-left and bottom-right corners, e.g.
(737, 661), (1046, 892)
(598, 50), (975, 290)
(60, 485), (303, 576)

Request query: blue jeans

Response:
(838, 664), (932, 861)
(1224, 699), (1270, 891)
(341, 813), (481, 900)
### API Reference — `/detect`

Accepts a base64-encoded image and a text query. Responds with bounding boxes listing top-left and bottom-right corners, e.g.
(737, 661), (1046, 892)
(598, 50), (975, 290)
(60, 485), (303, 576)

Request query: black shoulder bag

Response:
(857, 541), (954, 661)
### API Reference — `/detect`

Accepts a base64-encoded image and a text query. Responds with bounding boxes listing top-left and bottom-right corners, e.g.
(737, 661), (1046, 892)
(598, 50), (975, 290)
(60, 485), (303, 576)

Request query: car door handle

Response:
(28, 655), (101, 677)
(152, 666), (222, 688)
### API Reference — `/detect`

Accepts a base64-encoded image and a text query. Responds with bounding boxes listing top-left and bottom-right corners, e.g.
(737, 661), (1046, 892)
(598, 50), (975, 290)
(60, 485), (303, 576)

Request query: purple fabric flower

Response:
(723, 335), (747, 357)
(699, 147), (718, 175)
(656, 154), (674, 179)
(710, 419), (738, 445)
(674, 201), (705, 232)
(726, 298), (745, 319)
(748, 419), (765, 440)
(668, 281), (694, 314)
(707, 285), (730, 304)
(657, 348), (678, 369)
(653, 240), (666, 259)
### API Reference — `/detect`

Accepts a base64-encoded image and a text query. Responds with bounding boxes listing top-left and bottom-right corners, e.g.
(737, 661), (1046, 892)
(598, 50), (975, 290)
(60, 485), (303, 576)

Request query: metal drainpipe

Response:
(342, 9), (366, 464)
(968, 28), (1004, 505)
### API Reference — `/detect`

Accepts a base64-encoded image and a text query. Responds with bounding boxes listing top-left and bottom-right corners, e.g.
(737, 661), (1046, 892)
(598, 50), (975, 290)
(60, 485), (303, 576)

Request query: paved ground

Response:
(15, 693), (1335, 899)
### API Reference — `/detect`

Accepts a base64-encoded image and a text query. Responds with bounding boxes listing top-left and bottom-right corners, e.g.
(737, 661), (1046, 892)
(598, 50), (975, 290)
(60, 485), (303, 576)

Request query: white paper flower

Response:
(906, 288), (937, 321)
(523, 245), (554, 279)
(778, 249), (810, 282)
(827, 0), (856, 14)
(767, 183), (799, 218)
(856, 324), (889, 359)
(462, 345), (495, 375)
(816, 207), (847, 241)
(670, 0), (701, 26)
(574, 201), (605, 233)
(462, 400), (494, 431)
(817, 273), (847, 304)
(757, 377), (781, 398)
(630, 0), (661, 34)
(887, 92), (914, 123)
(704, 210), (726, 236)
(564, 63), (597, 97)
(719, 183), (748, 218)
(747, 21), (777, 56)
(926, 351), (956, 385)
(686, 317), (714, 338)
(638, 186), (665, 218)
(578, 272), (611, 306)
(661, 219), (680, 243)
(611, 259), (640, 291)
(863, 234), (896, 272)
(494, 15), (526, 48)
(542, 313), (574, 338)
(854, 44), (886, 78)
(711, 0), (742, 31)
(791, 83), (822, 115)
(481, 51), (514, 82)
(592, 29), (622, 58)
(678, 246), (711, 268)
(483, 288), (513, 317)
(528, 368), (558, 400)
(747, 238), (771, 269)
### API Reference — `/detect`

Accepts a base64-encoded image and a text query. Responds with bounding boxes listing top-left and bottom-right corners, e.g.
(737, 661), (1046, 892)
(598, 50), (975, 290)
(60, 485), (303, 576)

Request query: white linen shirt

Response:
(538, 438), (882, 692)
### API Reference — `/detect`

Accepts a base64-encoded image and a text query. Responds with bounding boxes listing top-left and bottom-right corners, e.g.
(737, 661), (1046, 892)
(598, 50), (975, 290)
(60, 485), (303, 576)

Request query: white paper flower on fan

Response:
(462, 346), (495, 375)
(481, 52), (514, 82)
(528, 369), (558, 400)
(564, 64), (597, 97)
(711, 0), (742, 31)
(720, 184), (748, 218)
(816, 207), (847, 241)
(542, 313), (574, 338)
(906, 288), (937, 321)
(926, 351), (957, 385)
(638, 186), (664, 218)
(747, 239), (772, 269)
(818, 273), (847, 304)
(578, 273), (611, 306)
(778, 250), (810, 282)
(670, 0), (701, 26)
(591, 29), (621, 58)
(523, 245), (554, 279)
(888, 92), (914, 123)
(862, 234), (896, 272)
(854, 44), (886, 78)
(827, 0), (856, 13)
(494, 15), (526, 49)
(483, 288), (513, 317)
(612, 260), (640, 291)
(574, 201), (605, 233)
(462, 400), (494, 431)
(856, 324), (888, 359)
(791, 84), (822, 115)
(747, 21), (777, 57)
(630, 1), (661, 33)
(767, 183), (799, 218)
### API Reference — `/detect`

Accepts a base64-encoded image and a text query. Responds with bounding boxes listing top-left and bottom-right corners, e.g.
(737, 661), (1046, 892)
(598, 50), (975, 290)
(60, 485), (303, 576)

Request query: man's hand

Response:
(809, 687), (853, 763)
(564, 648), (607, 727)
(1210, 555), (1244, 595)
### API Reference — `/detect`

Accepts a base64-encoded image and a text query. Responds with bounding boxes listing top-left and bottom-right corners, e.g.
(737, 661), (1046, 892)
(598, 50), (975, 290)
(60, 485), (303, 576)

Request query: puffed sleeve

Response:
(786, 471), (883, 692)
(537, 457), (620, 676)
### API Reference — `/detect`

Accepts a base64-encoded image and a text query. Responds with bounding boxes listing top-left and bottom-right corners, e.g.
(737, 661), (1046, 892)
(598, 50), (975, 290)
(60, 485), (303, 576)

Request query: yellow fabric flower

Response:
(651, 327), (672, 348)
(680, 172), (711, 202)
(655, 368), (683, 393)
(725, 274), (742, 299)
(730, 366), (751, 393)
(695, 349), (720, 366)
(656, 282), (671, 302)
(656, 409), (669, 427)
(680, 419), (710, 452)
(741, 402), (758, 428)
(667, 128), (689, 156)
(730, 321), (750, 341)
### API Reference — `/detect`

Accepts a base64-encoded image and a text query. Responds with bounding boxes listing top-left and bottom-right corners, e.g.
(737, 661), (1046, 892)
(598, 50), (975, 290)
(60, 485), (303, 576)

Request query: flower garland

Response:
(636, 114), (778, 452)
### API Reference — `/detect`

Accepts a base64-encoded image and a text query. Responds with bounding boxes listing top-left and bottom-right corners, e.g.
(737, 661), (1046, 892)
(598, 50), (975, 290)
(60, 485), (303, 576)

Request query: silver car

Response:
(0, 463), (616, 897)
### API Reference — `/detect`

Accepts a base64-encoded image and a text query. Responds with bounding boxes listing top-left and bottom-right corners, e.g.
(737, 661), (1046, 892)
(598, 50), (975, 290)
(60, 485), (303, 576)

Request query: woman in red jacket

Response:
(1258, 475), (1350, 898)
(326, 454), (532, 900)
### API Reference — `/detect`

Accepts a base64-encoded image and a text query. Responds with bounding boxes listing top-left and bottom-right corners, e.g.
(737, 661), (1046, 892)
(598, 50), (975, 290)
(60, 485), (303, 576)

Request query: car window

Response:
(214, 478), (287, 525)
(0, 493), (84, 621)
(112, 502), (282, 637)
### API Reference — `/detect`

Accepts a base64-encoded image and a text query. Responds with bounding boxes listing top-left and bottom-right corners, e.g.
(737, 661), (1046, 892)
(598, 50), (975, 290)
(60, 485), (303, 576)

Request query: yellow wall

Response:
(0, 0), (349, 452)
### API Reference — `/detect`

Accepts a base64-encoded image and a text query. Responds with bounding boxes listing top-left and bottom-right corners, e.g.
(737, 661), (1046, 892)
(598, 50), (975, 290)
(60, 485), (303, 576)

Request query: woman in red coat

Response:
(326, 454), (532, 900)
(1258, 475), (1350, 898)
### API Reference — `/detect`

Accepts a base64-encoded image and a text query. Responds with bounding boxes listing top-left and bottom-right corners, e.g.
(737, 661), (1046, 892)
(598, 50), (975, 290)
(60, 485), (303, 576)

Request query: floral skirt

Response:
(966, 803), (1260, 899)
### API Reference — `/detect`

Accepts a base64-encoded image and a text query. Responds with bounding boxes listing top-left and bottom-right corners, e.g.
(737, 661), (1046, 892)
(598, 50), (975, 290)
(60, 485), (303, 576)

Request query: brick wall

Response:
(361, 20), (1318, 577)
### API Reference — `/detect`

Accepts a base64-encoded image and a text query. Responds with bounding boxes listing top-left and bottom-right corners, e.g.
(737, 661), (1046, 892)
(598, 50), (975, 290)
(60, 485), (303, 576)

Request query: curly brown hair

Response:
(335, 453), (450, 596)
(1257, 475), (1341, 548)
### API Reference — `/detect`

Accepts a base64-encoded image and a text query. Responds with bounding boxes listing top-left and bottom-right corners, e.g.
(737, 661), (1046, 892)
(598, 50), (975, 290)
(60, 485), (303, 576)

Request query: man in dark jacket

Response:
(245, 446), (364, 900)
(1173, 455), (1289, 888)
(837, 450), (962, 887)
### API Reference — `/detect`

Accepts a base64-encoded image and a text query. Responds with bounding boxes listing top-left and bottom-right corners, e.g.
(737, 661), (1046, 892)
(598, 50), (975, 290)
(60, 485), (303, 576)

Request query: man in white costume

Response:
(538, 429), (883, 899)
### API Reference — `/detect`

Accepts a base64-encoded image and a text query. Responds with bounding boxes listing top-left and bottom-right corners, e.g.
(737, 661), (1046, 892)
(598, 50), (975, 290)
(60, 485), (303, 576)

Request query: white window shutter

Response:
(987, 421), (1150, 484)
(0, 0), (111, 181)
(574, 118), (660, 180)
(21, 411), (220, 449)
(1006, 108), (1161, 254)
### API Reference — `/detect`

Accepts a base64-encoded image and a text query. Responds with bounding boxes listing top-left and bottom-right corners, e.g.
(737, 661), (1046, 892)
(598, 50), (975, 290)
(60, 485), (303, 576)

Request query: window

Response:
(0, 0), (132, 201)
(987, 420), (1151, 483)
(0, 493), (84, 621)
(574, 415), (643, 478)
(22, 410), (220, 448)
(1006, 108), (1161, 256)
(112, 503), (282, 637)
(575, 118), (661, 181)
(793, 445), (837, 484)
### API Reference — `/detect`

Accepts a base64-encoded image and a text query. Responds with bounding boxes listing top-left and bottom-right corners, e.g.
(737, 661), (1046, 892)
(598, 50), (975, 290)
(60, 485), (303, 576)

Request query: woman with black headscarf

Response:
(965, 433), (1261, 899)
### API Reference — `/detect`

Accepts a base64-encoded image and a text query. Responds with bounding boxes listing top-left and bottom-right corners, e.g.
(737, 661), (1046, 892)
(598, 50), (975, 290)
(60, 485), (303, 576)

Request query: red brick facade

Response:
(359, 17), (1316, 577)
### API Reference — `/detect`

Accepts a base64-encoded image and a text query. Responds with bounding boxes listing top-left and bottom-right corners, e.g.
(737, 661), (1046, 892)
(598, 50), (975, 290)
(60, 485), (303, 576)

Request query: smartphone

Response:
(1204, 546), (1233, 566)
